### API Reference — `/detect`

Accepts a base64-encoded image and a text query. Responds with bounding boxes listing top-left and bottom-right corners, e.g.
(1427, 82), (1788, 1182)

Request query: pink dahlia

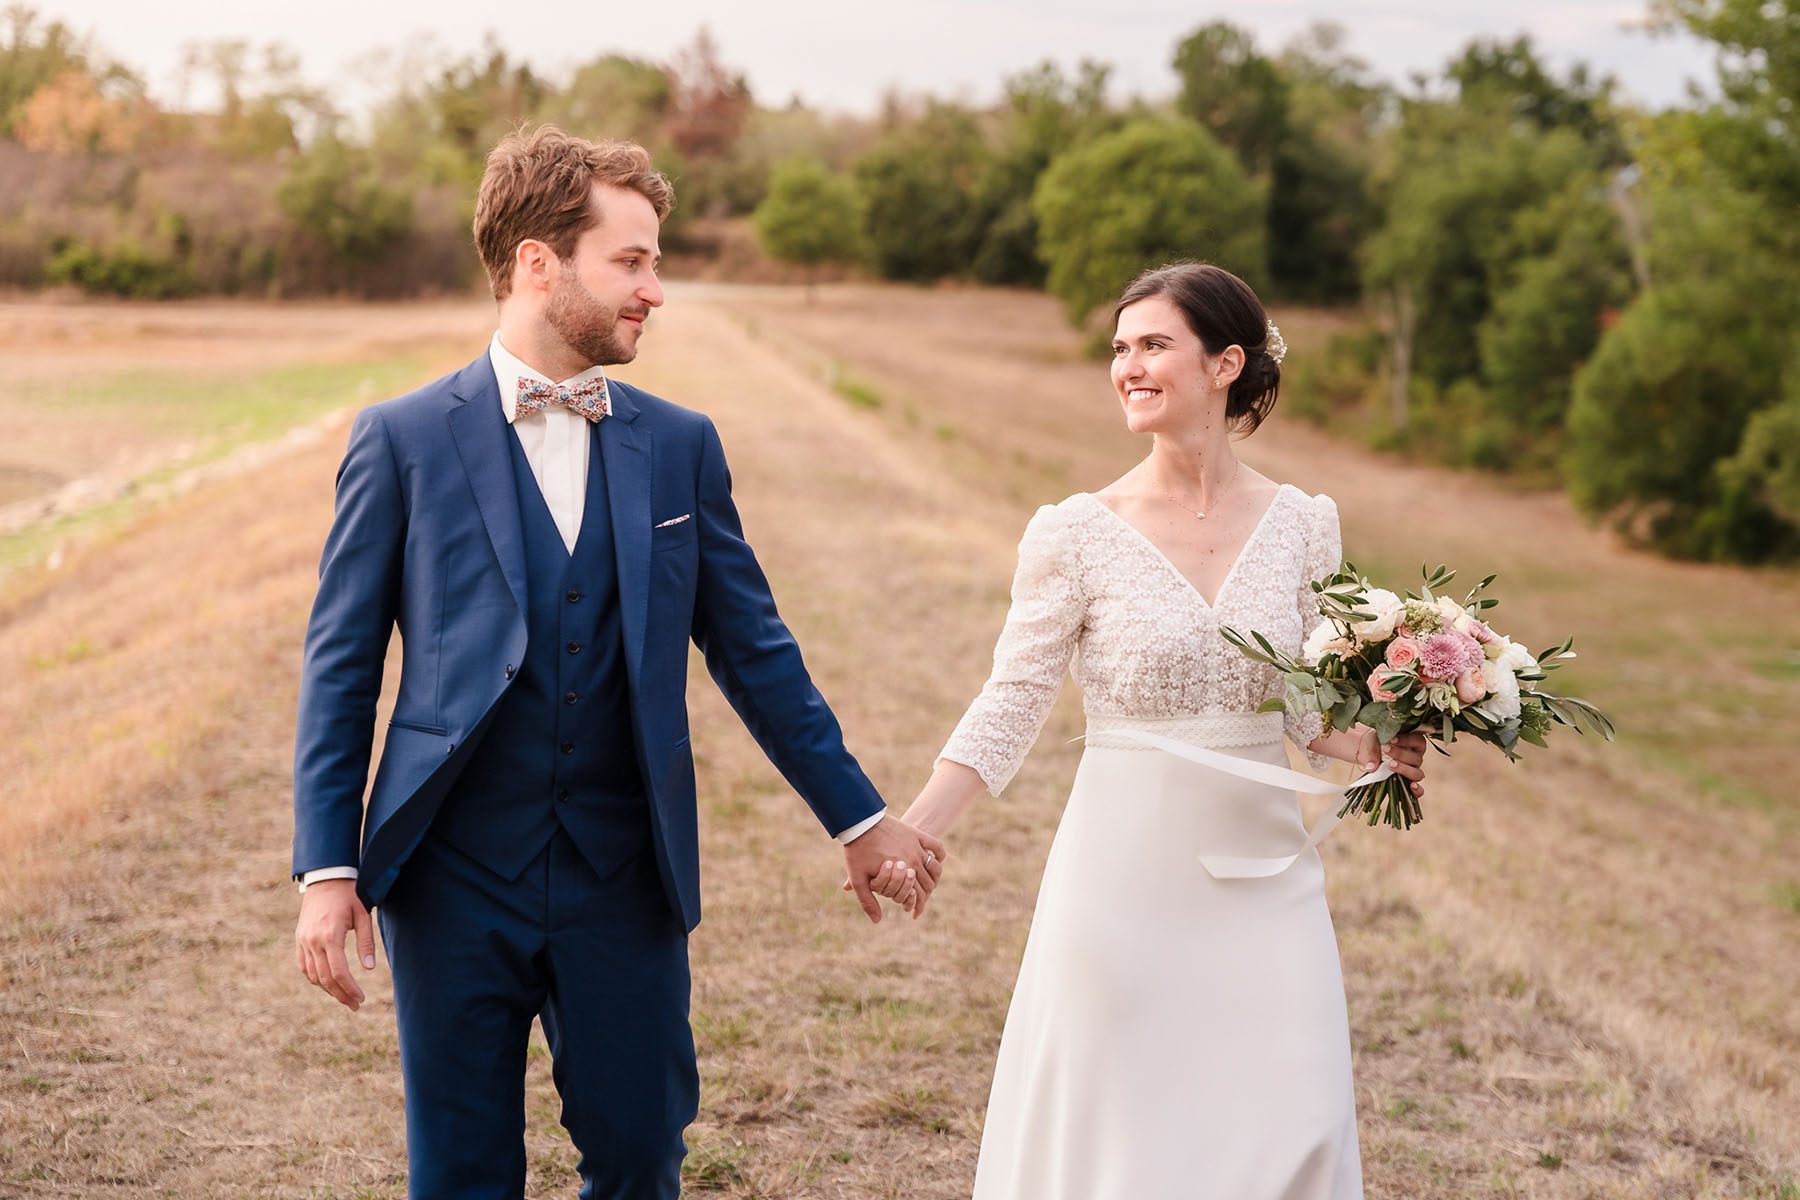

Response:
(1419, 631), (1483, 682)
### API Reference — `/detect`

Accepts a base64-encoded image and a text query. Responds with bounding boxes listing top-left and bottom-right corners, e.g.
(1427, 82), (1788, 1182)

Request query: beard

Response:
(545, 266), (644, 367)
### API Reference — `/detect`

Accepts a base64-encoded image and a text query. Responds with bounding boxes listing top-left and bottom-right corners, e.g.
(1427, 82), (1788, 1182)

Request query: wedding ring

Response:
(924, 851), (937, 864)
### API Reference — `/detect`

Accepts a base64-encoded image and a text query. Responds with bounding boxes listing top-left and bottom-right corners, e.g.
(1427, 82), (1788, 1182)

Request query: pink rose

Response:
(1455, 668), (1487, 704)
(1385, 637), (1422, 669)
(1368, 667), (1401, 703)
(1467, 619), (1497, 645)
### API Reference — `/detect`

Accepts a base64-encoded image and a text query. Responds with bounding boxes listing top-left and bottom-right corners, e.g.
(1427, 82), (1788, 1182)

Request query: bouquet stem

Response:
(1336, 775), (1422, 830)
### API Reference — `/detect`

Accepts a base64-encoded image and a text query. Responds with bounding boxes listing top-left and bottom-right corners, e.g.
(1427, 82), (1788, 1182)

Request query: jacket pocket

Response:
(388, 716), (448, 736)
(651, 515), (698, 553)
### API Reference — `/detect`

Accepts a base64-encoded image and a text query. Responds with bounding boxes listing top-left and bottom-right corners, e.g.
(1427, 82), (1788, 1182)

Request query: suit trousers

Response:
(378, 826), (698, 1200)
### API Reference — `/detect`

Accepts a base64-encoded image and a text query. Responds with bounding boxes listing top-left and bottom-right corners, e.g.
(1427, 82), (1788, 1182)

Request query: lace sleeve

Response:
(938, 504), (1085, 795)
(1286, 492), (1340, 771)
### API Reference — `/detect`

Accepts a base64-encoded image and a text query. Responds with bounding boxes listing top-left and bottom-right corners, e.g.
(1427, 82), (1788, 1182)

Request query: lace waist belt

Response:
(1083, 710), (1284, 750)
(1078, 710), (1395, 881)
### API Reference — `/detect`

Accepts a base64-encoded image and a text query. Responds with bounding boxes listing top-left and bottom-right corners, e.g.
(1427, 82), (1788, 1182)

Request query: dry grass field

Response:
(1, 284), (1796, 1199)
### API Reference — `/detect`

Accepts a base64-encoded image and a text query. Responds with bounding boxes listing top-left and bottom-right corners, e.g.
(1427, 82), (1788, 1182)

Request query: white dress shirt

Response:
(298, 334), (882, 891)
(491, 332), (603, 553)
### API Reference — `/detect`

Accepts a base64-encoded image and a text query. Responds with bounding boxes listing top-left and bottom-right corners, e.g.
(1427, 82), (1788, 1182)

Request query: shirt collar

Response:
(489, 332), (610, 423)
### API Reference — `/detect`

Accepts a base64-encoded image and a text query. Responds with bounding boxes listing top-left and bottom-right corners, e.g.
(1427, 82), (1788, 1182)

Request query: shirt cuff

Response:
(832, 811), (886, 846)
(297, 866), (359, 893)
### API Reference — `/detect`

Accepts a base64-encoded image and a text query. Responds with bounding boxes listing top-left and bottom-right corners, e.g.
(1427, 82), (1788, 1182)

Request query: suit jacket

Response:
(291, 353), (885, 929)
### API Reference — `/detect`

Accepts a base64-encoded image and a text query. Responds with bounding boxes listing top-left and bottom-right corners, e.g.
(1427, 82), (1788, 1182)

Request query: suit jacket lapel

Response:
(447, 356), (528, 616)
(600, 383), (651, 682)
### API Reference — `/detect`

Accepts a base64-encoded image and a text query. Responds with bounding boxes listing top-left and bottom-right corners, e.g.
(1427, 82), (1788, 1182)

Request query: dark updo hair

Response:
(1114, 262), (1281, 435)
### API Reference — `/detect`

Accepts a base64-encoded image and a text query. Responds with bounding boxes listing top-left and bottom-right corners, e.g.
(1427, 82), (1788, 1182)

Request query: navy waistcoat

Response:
(431, 418), (651, 881)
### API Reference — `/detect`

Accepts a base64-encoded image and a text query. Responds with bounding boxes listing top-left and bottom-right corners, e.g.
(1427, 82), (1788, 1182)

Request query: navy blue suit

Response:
(292, 353), (884, 1197)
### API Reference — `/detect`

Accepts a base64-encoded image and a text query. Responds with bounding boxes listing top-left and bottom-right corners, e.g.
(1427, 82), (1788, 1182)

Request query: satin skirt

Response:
(971, 716), (1362, 1200)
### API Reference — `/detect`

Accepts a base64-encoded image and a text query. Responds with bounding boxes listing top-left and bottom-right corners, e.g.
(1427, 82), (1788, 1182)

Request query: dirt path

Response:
(1, 290), (1795, 1198)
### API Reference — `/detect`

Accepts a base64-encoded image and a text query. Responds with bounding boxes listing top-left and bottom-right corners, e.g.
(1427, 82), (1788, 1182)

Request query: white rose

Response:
(1475, 662), (1521, 721)
(1302, 621), (1352, 666)
(1500, 639), (1537, 675)
(1354, 588), (1403, 643)
(1435, 596), (1466, 623)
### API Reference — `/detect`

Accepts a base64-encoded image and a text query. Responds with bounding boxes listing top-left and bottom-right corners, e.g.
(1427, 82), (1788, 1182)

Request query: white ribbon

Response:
(1101, 728), (1395, 879)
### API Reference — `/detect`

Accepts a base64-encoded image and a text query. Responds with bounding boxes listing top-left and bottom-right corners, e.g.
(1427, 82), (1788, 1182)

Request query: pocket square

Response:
(653, 514), (692, 529)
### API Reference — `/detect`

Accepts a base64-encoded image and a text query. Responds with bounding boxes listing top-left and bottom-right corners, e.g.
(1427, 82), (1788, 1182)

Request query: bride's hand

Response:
(1356, 728), (1427, 797)
(873, 860), (920, 913)
(839, 859), (922, 915)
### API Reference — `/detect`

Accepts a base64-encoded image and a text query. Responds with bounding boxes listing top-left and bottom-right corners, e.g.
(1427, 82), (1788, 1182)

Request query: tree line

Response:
(1, 2), (1795, 563)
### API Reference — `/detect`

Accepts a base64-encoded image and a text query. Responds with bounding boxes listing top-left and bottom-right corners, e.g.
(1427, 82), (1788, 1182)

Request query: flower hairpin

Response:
(1264, 320), (1287, 365)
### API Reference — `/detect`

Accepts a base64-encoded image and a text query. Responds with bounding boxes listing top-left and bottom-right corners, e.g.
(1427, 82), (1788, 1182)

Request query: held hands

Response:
(295, 878), (377, 1011)
(1356, 728), (1428, 798)
(840, 815), (948, 923)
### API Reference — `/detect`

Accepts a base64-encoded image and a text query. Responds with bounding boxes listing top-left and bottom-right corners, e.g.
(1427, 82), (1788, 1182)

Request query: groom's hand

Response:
(841, 816), (948, 924)
(295, 879), (377, 1012)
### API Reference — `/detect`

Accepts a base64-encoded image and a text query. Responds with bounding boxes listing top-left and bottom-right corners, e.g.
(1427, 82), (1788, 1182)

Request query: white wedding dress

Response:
(941, 484), (1362, 1200)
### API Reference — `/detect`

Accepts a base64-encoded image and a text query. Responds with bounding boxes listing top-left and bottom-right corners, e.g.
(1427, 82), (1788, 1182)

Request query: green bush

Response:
(852, 106), (990, 282)
(1477, 179), (1632, 444)
(1032, 117), (1265, 325)
(1720, 372), (1800, 531)
(752, 156), (860, 274)
(1566, 280), (1797, 561)
(277, 135), (414, 268)
(1284, 327), (1385, 425)
(45, 238), (193, 299)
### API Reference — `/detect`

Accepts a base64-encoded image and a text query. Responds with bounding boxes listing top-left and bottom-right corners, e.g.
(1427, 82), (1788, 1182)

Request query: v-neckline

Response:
(1083, 484), (1291, 610)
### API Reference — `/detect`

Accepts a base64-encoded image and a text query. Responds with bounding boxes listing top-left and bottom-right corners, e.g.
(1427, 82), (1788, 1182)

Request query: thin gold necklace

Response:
(1162, 456), (1240, 520)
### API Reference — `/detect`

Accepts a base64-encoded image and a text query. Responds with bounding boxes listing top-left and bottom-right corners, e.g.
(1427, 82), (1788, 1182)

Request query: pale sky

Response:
(41, 0), (1719, 119)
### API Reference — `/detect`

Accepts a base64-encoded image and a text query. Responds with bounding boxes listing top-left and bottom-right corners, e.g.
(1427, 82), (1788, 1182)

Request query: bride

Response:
(880, 263), (1429, 1197)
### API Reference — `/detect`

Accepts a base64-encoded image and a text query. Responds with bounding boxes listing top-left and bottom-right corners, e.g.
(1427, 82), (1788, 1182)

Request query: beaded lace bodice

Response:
(939, 484), (1341, 794)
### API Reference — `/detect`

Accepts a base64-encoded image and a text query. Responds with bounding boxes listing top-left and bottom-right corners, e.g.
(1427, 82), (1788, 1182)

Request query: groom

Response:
(291, 126), (946, 1199)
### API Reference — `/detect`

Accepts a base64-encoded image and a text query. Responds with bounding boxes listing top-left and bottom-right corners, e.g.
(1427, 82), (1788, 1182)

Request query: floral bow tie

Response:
(513, 376), (611, 423)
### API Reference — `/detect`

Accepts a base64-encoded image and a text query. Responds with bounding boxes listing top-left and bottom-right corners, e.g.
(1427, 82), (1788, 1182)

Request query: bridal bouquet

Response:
(1222, 563), (1614, 830)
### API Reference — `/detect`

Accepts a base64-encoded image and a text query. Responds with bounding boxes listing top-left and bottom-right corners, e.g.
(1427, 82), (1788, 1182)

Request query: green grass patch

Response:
(692, 1008), (758, 1051)
(0, 352), (440, 586)
(42, 356), (435, 442)
(833, 373), (884, 411)
(681, 1138), (749, 1191)
(28, 636), (95, 671)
